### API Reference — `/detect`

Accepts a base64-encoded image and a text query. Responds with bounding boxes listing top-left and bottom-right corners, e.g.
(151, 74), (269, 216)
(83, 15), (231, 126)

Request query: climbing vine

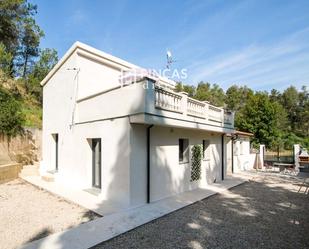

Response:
(191, 144), (202, 181)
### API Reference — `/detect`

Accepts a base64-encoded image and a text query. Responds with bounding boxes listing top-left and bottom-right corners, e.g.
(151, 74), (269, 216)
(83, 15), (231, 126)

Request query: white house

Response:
(40, 42), (236, 209)
(233, 131), (256, 172)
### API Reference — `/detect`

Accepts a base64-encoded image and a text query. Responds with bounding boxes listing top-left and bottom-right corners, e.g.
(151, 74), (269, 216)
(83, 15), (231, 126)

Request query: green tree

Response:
(0, 0), (40, 76)
(225, 85), (253, 111)
(281, 86), (299, 131)
(174, 82), (195, 97)
(0, 43), (13, 75)
(236, 92), (288, 148)
(0, 86), (24, 137)
(195, 82), (225, 106)
(17, 18), (44, 78)
(27, 48), (58, 102)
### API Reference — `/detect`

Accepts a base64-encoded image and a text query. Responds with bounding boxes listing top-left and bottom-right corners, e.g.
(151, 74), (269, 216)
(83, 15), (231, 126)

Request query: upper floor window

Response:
(179, 138), (189, 163)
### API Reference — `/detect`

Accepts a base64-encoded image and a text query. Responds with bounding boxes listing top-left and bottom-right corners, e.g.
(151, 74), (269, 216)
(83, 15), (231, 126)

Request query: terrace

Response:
(77, 80), (235, 133)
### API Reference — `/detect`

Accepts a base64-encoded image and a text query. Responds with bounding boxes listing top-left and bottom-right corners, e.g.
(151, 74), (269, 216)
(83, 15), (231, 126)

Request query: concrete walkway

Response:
(21, 175), (247, 249)
(21, 175), (126, 216)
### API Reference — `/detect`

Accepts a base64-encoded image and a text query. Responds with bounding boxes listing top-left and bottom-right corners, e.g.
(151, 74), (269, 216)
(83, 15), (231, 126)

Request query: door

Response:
(92, 139), (101, 189)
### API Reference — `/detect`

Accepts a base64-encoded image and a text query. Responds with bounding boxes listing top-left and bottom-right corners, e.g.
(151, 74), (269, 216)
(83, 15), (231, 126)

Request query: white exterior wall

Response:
(129, 124), (147, 206)
(42, 43), (233, 209)
(149, 126), (223, 202)
(233, 137), (256, 172)
(42, 50), (133, 206)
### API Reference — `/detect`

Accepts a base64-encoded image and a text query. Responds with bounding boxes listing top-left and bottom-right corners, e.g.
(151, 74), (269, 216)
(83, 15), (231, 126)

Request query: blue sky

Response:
(32, 0), (309, 91)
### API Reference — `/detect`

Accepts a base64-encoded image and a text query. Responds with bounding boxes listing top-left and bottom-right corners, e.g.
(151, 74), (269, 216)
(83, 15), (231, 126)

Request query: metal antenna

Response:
(166, 49), (175, 69)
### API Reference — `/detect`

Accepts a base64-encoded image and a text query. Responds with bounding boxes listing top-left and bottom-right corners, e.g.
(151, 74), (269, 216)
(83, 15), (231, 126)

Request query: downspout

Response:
(147, 124), (154, 203)
(231, 140), (234, 174)
(221, 134), (225, 180)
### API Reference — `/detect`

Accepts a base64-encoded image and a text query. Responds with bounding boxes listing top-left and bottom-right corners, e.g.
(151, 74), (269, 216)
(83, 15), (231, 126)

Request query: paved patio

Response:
(21, 175), (246, 249)
(21, 172), (309, 249)
(93, 172), (309, 249)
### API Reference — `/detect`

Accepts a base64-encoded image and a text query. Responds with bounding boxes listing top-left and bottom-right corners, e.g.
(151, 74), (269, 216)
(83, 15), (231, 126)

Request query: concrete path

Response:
(21, 175), (125, 216)
(21, 175), (246, 249)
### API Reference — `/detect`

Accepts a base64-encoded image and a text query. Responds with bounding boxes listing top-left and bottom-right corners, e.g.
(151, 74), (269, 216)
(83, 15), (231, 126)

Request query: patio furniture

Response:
(273, 162), (296, 175)
(297, 172), (309, 194)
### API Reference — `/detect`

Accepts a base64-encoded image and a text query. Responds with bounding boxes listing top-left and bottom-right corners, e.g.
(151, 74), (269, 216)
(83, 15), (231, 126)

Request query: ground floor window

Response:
(52, 133), (59, 171)
(179, 138), (189, 164)
(91, 138), (101, 189)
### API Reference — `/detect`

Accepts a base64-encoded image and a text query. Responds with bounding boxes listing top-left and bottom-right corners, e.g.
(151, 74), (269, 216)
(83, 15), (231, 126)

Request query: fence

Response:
(264, 148), (294, 165)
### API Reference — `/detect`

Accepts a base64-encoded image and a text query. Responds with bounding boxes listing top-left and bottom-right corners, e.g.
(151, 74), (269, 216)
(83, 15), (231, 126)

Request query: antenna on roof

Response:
(166, 49), (176, 69)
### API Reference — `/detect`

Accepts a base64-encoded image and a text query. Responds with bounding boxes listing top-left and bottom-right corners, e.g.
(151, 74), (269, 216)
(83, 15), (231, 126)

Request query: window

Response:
(179, 138), (189, 163)
(240, 141), (244, 155)
(203, 140), (210, 160)
(92, 138), (102, 189)
(52, 133), (59, 171)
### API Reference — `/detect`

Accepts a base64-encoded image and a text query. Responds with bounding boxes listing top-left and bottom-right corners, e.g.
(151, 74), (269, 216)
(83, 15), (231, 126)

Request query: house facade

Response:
(233, 131), (256, 172)
(41, 42), (235, 208)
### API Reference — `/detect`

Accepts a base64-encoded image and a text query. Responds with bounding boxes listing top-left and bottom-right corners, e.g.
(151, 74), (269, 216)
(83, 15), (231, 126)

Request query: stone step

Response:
(19, 165), (39, 177)
(22, 165), (39, 170)
(41, 173), (55, 182)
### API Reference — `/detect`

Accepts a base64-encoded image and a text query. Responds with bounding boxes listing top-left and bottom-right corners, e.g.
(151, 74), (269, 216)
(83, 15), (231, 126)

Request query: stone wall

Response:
(0, 128), (42, 166)
(0, 163), (22, 184)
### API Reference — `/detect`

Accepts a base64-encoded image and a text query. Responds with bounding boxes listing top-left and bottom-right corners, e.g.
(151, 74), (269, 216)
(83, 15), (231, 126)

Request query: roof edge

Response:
(40, 41), (176, 87)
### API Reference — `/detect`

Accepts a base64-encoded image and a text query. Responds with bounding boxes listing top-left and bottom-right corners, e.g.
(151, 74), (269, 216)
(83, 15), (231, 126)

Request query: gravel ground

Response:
(93, 172), (309, 249)
(0, 179), (100, 249)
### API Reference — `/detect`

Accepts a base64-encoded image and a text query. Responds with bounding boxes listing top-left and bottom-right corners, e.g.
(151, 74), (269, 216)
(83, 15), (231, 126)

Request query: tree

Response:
(17, 18), (44, 78)
(174, 82), (195, 97)
(225, 85), (253, 111)
(0, 86), (24, 137)
(27, 48), (58, 102)
(0, 43), (13, 75)
(236, 92), (288, 148)
(269, 89), (281, 103)
(281, 86), (299, 131)
(195, 82), (225, 106)
(0, 0), (40, 76)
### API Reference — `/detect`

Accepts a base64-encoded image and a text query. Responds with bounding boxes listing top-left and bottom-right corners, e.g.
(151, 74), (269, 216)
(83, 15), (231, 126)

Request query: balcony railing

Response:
(187, 98), (205, 118)
(154, 87), (234, 128)
(155, 87), (183, 113)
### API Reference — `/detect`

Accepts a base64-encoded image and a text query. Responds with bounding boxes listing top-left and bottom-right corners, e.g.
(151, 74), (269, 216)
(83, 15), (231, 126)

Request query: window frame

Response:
(202, 139), (210, 161)
(179, 138), (189, 164)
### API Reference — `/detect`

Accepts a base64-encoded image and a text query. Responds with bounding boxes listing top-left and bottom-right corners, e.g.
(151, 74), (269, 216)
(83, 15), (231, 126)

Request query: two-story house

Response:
(40, 42), (235, 209)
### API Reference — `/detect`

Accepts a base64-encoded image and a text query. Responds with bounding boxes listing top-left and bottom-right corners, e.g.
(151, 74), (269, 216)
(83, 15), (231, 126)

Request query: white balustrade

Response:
(154, 87), (233, 127)
(155, 87), (183, 112)
(208, 105), (223, 123)
(187, 98), (206, 118)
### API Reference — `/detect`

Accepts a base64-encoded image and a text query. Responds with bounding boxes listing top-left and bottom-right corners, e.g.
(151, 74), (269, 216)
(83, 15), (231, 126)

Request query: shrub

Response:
(0, 86), (24, 137)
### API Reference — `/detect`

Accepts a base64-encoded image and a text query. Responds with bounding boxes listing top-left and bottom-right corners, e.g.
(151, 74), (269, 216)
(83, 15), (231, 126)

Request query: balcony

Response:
(76, 80), (234, 133)
(154, 86), (234, 129)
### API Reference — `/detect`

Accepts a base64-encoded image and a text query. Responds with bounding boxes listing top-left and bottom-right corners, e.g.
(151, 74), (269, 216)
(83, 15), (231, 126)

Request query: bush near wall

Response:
(191, 144), (202, 181)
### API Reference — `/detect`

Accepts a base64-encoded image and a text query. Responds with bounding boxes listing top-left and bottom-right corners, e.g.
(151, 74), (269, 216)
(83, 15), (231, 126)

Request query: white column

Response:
(259, 144), (265, 169)
(180, 92), (188, 116)
(294, 144), (300, 171)
(203, 101), (209, 121)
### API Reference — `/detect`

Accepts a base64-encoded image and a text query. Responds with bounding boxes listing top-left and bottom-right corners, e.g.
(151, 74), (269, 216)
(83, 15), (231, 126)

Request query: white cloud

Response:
(186, 27), (309, 90)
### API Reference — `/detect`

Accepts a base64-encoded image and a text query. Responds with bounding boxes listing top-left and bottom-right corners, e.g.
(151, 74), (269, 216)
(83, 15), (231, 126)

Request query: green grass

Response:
(22, 103), (42, 128)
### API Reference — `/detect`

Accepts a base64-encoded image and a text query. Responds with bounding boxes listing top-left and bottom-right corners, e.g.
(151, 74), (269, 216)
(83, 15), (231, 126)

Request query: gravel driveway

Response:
(0, 179), (100, 249)
(93, 173), (309, 249)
